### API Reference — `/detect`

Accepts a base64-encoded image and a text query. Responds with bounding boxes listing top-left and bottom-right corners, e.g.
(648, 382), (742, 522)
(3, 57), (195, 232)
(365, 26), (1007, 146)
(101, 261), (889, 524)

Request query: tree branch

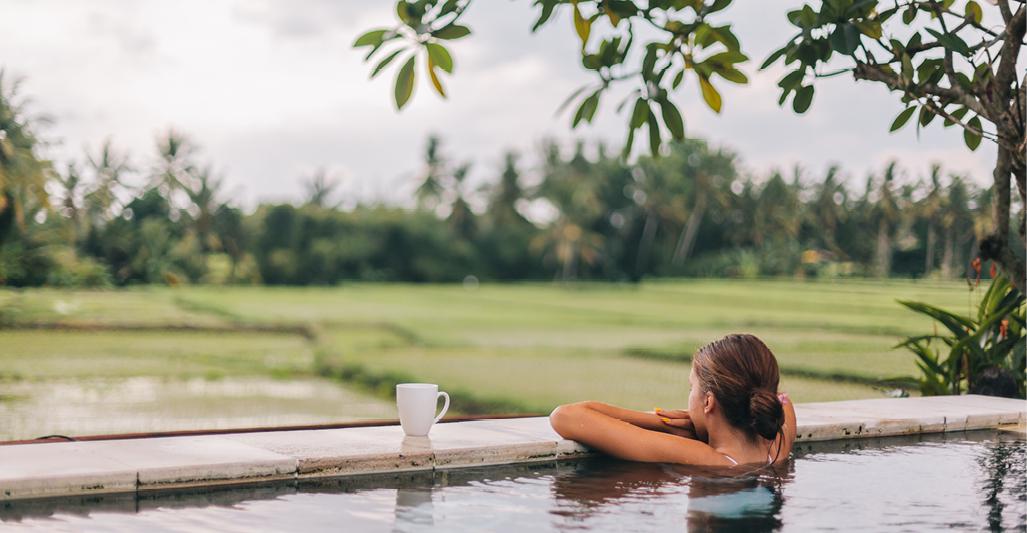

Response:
(921, 98), (1003, 144)
(994, 7), (1025, 96)
(852, 62), (990, 118)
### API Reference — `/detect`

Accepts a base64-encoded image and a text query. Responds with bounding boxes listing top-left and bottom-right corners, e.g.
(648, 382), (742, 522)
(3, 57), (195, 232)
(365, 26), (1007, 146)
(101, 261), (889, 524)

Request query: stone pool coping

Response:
(2, 395), (1023, 501)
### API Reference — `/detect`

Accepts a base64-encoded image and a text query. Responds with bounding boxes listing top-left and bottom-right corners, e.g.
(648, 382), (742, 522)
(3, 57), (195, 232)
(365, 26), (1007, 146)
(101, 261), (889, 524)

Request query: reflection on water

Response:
(0, 377), (395, 440)
(3, 430), (1023, 532)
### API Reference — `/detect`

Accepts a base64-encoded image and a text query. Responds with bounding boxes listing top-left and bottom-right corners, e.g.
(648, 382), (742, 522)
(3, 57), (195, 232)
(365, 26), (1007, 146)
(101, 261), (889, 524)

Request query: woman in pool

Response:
(550, 333), (797, 467)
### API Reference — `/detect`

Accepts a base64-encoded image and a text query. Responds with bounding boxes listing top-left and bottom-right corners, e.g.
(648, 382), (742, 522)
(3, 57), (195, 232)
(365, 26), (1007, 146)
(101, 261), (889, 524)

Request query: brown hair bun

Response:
(748, 388), (785, 441)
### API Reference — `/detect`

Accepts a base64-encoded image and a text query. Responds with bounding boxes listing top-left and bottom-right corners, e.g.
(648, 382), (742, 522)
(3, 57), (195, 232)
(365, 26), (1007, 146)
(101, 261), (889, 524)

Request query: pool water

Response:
(3, 430), (1024, 532)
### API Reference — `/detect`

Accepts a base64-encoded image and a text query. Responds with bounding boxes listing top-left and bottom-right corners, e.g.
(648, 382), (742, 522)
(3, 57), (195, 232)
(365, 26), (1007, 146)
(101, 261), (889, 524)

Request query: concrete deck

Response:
(2, 395), (1023, 501)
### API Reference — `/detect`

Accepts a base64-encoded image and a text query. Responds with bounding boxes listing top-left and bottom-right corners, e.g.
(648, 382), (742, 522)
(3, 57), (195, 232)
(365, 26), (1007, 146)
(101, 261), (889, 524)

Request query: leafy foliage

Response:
(354, 0), (1027, 293)
(896, 273), (1025, 397)
(356, 0), (747, 156)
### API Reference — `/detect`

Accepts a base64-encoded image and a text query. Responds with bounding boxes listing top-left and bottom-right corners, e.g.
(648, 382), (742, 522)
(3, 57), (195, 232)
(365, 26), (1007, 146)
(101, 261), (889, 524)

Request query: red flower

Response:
(1000, 319), (1009, 339)
(989, 262), (997, 278)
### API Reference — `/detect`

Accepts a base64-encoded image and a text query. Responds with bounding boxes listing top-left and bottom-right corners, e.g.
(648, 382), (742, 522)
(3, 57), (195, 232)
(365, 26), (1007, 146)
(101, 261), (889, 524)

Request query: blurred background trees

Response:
(0, 118), (1014, 286)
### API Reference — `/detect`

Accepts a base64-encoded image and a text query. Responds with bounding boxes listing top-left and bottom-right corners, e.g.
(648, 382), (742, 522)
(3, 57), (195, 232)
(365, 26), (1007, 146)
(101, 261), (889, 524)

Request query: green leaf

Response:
(433, 24), (471, 40)
(630, 98), (649, 129)
(708, 0), (732, 14)
(964, 116), (982, 150)
(760, 46), (789, 70)
(672, 70), (685, 89)
(439, 0), (460, 16)
(658, 98), (685, 140)
(556, 85), (591, 116)
(717, 67), (748, 84)
(573, 3), (591, 47)
(425, 43), (453, 73)
(900, 53), (914, 85)
(394, 55), (416, 110)
(778, 69), (804, 93)
(354, 29), (388, 48)
(532, 1), (557, 32)
(646, 110), (661, 155)
(854, 20), (882, 39)
(925, 28), (971, 56)
(572, 91), (600, 127)
(621, 125), (636, 159)
(370, 48), (404, 79)
(698, 76), (722, 113)
(918, 106), (936, 127)
(396, 1), (419, 27)
(943, 107), (968, 127)
(890, 106), (916, 131)
(792, 85), (814, 113)
(902, 6), (916, 24)
(642, 45), (658, 76)
(706, 51), (748, 65)
(897, 300), (975, 339)
(829, 23), (861, 55)
(964, 0), (983, 24)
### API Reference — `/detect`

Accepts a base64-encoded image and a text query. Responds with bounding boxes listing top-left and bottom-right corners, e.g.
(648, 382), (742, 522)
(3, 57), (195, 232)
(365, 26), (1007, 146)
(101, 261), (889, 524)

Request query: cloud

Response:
(0, 0), (999, 210)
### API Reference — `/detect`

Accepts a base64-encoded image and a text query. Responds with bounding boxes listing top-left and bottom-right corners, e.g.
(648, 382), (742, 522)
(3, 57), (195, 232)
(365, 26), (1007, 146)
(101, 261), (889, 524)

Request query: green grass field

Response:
(0, 279), (980, 437)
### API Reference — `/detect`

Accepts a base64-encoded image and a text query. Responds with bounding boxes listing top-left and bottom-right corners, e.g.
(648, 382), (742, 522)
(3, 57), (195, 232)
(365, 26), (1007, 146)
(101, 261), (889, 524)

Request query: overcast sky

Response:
(0, 0), (1001, 209)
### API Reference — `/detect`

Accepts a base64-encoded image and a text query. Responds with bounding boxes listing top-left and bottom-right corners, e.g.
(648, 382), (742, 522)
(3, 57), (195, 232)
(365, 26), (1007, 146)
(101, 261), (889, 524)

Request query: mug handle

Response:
(434, 391), (450, 424)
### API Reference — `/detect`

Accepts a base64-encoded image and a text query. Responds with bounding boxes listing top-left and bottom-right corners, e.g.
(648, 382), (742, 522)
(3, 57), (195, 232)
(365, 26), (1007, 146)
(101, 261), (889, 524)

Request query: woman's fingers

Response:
(660, 417), (693, 429)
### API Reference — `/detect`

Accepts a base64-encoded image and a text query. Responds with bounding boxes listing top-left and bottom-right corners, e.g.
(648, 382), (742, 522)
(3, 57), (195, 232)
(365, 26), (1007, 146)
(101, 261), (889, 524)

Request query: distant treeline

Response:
(1, 129), (1013, 286)
(0, 74), (1017, 286)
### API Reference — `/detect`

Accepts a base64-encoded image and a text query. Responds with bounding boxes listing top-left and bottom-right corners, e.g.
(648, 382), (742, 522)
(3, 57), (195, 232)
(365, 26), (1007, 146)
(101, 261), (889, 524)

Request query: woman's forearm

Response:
(574, 401), (669, 433)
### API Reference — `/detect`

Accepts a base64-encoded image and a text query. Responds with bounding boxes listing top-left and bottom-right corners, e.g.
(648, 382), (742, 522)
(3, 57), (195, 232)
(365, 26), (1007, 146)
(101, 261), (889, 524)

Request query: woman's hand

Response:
(655, 408), (696, 439)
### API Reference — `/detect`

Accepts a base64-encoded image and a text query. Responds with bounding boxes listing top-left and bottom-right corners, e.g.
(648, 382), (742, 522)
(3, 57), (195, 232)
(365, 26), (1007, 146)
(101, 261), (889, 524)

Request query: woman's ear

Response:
(703, 391), (715, 415)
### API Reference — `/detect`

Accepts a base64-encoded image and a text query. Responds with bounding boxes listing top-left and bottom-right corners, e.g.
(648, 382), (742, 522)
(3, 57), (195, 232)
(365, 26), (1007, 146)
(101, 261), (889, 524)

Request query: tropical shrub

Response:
(896, 272), (1025, 397)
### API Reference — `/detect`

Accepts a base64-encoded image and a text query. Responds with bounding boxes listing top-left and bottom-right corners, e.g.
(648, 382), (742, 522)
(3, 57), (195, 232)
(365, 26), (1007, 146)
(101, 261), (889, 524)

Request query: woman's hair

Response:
(693, 333), (784, 442)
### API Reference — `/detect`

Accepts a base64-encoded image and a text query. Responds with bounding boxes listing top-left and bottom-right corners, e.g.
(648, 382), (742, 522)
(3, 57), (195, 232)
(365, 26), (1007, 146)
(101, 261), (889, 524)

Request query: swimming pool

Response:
(3, 430), (1023, 532)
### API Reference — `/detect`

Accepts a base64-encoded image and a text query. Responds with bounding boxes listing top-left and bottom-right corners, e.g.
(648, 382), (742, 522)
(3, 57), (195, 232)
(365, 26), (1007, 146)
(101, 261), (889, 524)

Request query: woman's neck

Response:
(706, 417), (764, 460)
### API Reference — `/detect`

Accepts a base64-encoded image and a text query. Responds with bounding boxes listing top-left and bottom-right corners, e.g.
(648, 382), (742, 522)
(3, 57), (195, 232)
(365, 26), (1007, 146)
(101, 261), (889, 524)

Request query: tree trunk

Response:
(924, 225), (936, 275)
(941, 229), (954, 279)
(672, 193), (707, 267)
(981, 145), (1027, 294)
(874, 219), (892, 277)
(635, 211), (659, 277)
(563, 242), (578, 281)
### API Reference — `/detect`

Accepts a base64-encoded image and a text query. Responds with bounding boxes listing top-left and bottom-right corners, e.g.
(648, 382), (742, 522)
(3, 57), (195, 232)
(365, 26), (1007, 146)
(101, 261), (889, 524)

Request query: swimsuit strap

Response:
(722, 452), (774, 466)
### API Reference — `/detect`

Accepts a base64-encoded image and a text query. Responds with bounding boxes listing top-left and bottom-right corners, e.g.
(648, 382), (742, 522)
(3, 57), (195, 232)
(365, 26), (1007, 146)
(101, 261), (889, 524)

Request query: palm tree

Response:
(415, 135), (447, 212)
(871, 162), (900, 277)
(447, 163), (476, 240)
(533, 141), (607, 280)
(939, 176), (974, 278)
(55, 162), (83, 243)
(669, 140), (736, 266)
(151, 129), (198, 198)
(919, 165), (944, 275)
(756, 170), (801, 244)
(630, 161), (682, 276)
(184, 166), (223, 254)
(0, 70), (50, 247)
(809, 165), (847, 257)
(487, 151), (528, 227)
(531, 216), (603, 281)
(84, 139), (131, 229)
(303, 168), (340, 209)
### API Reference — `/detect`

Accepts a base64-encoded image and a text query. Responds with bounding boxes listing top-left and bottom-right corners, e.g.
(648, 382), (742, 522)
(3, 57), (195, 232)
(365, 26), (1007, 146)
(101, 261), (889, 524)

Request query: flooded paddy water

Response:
(0, 376), (394, 441)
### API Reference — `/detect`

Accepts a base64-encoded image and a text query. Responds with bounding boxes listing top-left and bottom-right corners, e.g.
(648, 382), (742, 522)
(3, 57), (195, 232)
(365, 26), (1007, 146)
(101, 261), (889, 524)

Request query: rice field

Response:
(0, 278), (978, 439)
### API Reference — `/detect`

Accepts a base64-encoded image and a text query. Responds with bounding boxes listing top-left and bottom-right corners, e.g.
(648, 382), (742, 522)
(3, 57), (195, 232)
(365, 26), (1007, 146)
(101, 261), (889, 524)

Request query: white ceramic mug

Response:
(396, 383), (450, 436)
